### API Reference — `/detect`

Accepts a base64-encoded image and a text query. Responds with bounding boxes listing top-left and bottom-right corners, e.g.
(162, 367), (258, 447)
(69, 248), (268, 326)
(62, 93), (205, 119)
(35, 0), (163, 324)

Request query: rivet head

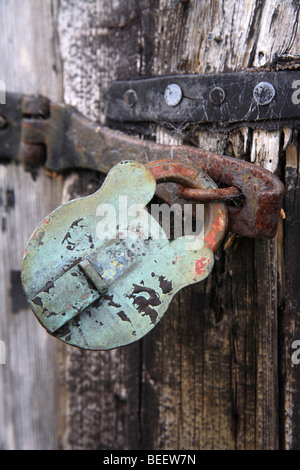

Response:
(164, 83), (183, 107)
(209, 87), (226, 106)
(123, 89), (138, 108)
(253, 82), (275, 105)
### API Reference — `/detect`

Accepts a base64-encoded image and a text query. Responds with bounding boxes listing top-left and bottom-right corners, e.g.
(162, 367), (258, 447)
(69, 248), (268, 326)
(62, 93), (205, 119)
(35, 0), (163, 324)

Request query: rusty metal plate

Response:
(0, 92), (284, 239)
(105, 70), (300, 125)
(21, 161), (227, 350)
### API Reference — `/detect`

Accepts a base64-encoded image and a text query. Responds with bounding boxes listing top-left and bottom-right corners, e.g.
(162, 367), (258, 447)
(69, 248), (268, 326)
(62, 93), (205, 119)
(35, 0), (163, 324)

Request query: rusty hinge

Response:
(105, 70), (300, 128)
(0, 91), (284, 239)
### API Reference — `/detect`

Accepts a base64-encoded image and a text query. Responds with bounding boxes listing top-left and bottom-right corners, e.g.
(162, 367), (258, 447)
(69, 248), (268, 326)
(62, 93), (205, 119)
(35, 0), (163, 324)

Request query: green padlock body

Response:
(22, 161), (224, 350)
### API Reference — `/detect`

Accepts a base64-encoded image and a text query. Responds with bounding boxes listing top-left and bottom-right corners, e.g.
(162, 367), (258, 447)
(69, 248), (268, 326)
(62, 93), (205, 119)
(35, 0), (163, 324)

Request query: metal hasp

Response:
(21, 160), (226, 350)
(105, 70), (300, 126)
(0, 91), (285, 238)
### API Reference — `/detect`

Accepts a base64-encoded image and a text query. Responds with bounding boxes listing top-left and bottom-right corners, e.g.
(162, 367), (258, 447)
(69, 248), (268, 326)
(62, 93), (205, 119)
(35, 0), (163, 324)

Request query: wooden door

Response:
(0, 0), (299, 450)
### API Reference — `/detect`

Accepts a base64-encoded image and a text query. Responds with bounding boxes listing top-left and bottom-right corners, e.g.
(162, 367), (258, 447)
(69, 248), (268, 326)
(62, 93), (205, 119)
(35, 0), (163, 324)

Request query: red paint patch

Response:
(195, 257), (210, 276)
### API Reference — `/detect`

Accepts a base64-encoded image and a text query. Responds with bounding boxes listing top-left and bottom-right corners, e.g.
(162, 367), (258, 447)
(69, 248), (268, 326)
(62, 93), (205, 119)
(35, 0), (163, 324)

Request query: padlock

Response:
(21, 160), (227, 350)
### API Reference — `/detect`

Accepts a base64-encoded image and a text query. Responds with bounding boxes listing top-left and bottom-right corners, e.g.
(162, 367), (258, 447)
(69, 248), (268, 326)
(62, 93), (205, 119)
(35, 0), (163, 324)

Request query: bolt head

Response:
(164, 84), (183, 107)
(253, 82), (275, 105)
(123, 89), (138, 108)
(209, 87), (226, 106)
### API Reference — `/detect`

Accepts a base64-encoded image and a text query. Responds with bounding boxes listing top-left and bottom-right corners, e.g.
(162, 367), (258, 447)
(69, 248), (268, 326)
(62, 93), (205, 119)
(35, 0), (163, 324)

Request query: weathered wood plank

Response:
(0, 0), (63, 449)
(282, 133), (300, 450)
(57, 171), (141, 450)
(143, 0), (296, 450)
(57, 0), (157, 449)
(56, 0), (299, 450)
(1, 0), (299, 451)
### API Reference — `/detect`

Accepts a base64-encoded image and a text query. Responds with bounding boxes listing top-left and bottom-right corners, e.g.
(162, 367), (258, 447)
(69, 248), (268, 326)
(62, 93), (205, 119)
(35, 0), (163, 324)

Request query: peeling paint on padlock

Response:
(21, 160), (227, 350)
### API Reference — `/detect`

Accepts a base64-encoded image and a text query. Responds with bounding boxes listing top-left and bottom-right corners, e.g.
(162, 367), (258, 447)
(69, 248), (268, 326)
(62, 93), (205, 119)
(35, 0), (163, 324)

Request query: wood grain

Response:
(0, 0), (299, 450)
(281, 133), (300, 449)
(57, 0), (158, 450)
(57, 0), (299, 450)
(0, 0), (63, 450)
(143, 0), (294, 450)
